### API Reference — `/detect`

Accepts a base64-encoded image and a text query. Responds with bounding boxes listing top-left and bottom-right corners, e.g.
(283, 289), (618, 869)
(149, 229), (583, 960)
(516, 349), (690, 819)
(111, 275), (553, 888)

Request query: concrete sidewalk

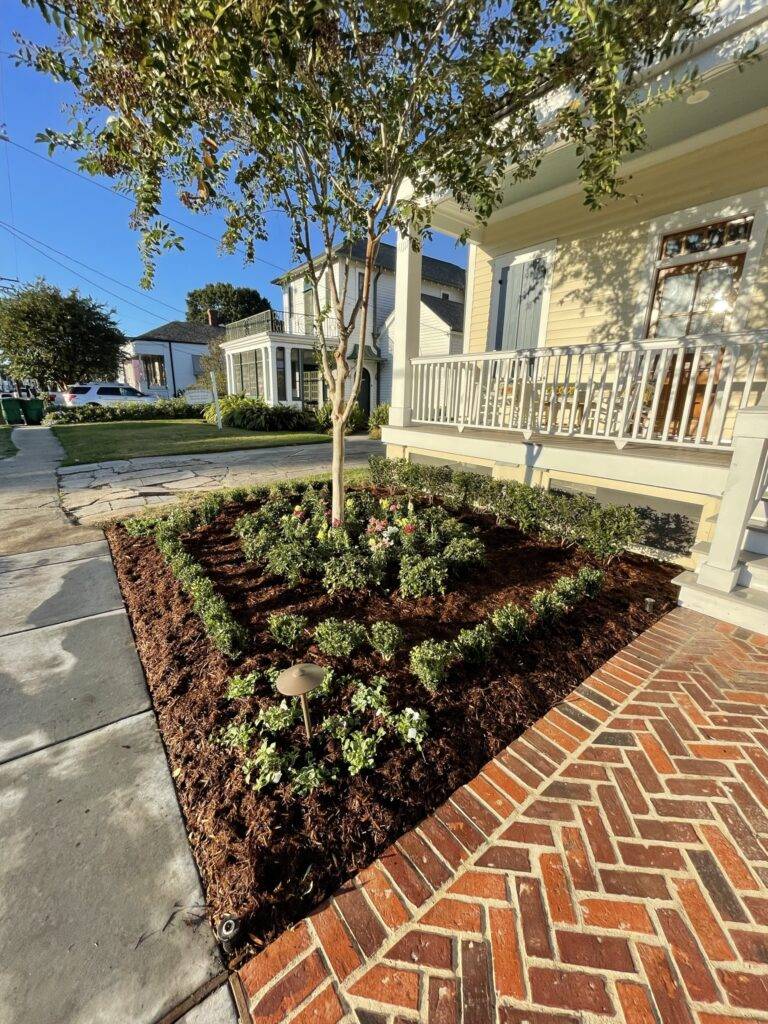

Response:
(0, 427), (236, 1023)
(58, 435), (383, 524)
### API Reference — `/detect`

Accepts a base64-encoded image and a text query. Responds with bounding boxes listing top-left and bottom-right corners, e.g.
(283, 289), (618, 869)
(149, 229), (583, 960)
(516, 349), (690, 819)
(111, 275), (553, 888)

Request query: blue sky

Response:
(1, 1), (466, 337)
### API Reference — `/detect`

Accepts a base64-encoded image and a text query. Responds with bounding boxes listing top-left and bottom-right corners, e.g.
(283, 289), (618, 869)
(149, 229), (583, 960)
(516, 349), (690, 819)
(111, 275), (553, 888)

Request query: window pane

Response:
(276, 347), (287, 401)
(654, 315), (689, 337)
(657, 271), (697, 315)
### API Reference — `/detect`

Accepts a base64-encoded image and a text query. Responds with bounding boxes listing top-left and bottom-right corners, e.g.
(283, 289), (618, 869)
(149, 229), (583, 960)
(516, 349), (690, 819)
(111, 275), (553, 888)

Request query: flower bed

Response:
(106, 464), (677, 950)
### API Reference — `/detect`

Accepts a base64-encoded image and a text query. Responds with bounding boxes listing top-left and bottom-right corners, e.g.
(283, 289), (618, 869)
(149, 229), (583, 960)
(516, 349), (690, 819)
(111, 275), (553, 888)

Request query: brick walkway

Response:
(235, 608), (768, 1024)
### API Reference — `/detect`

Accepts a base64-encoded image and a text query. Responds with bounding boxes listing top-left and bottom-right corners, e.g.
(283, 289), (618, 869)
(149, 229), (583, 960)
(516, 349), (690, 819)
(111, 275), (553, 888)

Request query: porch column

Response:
(268, 344), (280, 405)
(389, 227), (422, 428)
(697, 407), (768, 592)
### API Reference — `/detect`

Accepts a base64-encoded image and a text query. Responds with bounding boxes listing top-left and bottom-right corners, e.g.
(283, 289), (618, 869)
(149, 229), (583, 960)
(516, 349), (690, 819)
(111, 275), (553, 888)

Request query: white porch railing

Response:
(225, 309), (339, 342)
(410, 333), (768, 451)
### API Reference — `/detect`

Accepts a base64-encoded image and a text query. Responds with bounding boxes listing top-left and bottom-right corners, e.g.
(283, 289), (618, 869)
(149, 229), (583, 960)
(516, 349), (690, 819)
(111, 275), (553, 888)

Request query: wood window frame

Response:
(634, 188), (768, 338)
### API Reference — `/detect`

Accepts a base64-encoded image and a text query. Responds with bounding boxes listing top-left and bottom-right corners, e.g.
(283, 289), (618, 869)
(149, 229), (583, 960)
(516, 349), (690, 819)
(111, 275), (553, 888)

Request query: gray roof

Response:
(273, 239), (465, 292)
(421, 294), (465, 332)
(133, 320), (224, 346)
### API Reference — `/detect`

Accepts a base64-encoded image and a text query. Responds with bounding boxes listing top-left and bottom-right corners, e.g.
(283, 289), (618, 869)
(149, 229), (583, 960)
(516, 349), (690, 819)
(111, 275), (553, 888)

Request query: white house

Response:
(381, 0), (768, 632)
(121, 319), (224, 398)
(220, 239), (465, 416)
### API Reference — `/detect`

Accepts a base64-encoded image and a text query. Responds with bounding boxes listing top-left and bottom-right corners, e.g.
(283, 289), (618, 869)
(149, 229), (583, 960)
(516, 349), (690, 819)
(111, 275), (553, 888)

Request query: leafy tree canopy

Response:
(186, 282), (269, 325)
(0, 280), (125, 389)
(19, 0), (707, 517)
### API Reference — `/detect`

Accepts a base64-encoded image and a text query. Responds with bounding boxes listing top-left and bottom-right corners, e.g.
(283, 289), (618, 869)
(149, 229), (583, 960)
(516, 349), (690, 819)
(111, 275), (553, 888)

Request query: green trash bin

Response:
(20, 398), (46, 425)
(0, 397), (24, 425)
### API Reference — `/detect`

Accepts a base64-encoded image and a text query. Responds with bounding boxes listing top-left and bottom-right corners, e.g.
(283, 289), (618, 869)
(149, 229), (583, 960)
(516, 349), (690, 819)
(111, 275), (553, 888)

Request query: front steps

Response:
(675, 523), (768, 633)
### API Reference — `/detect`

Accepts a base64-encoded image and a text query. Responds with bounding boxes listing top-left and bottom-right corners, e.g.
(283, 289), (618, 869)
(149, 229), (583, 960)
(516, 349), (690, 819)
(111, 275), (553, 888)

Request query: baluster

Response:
(695, 349), (718, 446)
(676, 344), (702, 444)
(645, 349), (670, 442)
(661, 344), (687, 442)
(632, 350), (652, 440)
(739, 343), (760, 411)
(712, 345), (737, 447)
(569, 350), (583, 434)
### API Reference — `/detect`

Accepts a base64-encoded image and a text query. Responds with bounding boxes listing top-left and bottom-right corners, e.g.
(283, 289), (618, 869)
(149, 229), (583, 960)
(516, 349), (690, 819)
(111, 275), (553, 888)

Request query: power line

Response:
(0, 222), (171, 323)
(0, 219), (187, 315)
(1, 135), (288, 274)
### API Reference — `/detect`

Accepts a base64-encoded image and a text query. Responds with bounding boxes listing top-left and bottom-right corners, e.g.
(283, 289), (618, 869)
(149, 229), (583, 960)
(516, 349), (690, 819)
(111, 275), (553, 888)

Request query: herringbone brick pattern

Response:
(236, 608), (768, 1023)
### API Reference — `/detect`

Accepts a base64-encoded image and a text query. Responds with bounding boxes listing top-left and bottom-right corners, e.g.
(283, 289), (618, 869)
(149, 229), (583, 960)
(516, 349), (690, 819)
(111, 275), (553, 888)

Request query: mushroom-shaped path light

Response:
(275, 663), (325, 740)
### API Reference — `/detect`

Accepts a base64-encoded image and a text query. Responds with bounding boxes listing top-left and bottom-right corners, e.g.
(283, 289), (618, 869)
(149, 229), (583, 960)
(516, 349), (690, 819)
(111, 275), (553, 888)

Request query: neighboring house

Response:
(220, 239), (465, 416)
(382, 1), (768, 631)
(121, 319), (224, 398)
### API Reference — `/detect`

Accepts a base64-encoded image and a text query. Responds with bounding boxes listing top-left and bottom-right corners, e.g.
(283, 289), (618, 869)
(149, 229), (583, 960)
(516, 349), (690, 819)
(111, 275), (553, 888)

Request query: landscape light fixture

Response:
(644, 597), (656, 613)
(275, 663), (325, 739)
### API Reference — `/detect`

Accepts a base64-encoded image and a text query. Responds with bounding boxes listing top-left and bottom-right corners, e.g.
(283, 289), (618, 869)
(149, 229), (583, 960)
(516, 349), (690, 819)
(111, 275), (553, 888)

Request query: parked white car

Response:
(63, 383), (157, 407)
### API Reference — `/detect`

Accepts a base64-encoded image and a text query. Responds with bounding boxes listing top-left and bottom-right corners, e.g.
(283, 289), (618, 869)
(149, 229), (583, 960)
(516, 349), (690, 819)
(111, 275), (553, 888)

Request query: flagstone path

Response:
(235, 606), (768, 1024)
(58, 436), (382, 524)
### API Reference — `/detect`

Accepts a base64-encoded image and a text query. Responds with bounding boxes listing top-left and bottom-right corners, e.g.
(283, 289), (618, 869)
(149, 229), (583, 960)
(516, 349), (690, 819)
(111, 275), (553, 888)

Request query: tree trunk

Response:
(331, 414), (345, 525)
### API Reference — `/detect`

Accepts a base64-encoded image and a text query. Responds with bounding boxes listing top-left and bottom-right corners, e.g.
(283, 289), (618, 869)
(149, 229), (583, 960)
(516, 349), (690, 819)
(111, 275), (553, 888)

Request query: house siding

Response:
(468, 122), (768, 353)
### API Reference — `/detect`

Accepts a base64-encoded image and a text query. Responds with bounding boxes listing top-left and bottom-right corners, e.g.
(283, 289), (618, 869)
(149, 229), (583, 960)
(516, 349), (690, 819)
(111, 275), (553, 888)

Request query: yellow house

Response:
(382, 0), (768, 631)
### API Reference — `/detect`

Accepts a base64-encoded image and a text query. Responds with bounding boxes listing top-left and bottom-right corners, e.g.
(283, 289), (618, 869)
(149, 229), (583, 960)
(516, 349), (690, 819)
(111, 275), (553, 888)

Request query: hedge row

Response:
(45, 397), (205, 424)
(368, 456), (641, 563)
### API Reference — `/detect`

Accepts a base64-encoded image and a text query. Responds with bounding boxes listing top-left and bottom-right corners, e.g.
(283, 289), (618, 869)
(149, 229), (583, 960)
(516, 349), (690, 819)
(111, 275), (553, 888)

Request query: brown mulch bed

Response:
(106, 491), (677, 952)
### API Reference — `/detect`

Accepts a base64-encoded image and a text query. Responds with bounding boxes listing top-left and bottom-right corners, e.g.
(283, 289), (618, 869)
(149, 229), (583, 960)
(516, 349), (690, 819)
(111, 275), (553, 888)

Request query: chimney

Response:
(206, 308), (219, 326)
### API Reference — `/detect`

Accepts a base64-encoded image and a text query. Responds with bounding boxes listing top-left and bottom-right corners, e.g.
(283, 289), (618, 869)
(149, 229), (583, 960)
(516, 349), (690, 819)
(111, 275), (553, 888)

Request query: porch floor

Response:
(235, 607), (768, 1023)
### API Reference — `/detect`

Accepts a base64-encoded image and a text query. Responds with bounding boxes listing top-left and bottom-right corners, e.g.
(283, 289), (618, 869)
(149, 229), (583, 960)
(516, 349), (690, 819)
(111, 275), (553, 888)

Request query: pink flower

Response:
(332, 517), (342, 528)
(403, 522), (416, 535)
(292, 506), (305, 518)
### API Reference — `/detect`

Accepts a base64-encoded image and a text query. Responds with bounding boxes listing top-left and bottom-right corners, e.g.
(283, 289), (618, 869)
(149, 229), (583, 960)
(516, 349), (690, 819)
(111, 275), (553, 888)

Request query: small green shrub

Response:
(242, 740), (293, 790)
(399, 554), (449, 599)
(212, 720), (256, 751)
(410, 639), (455, 691)
(531, 588), (567, 623)
(351, 676), (390, 717)
(551, 574), (586, 607)
(490, 602), (529, 642)
(392, 707), (429, 751)
(205, 394), (316, 431)
(268, 612), (308, 648)
(369, 621), (403, 661)
(341, 728), (385, 775)
(256, 699), (300, 733)
(291, 757), (335, 796)
(322, 551), (372, 595)
(314, 617), (368, 658)
(443, 536), (486, 573)
(454, 623), (496, 664)
(226, 672), (260, 699)
(368, 403), (390, 438)
(578, 566), (605, 598)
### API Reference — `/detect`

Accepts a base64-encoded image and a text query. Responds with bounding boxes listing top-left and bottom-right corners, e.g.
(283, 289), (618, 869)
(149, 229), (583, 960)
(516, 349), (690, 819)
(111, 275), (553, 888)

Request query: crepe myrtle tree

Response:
(20, 0), (707, 523)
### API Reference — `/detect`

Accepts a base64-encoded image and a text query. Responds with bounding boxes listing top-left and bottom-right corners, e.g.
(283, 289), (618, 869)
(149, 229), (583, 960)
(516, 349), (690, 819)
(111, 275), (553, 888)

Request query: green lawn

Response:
(52, 418), (331, 466)
(0, 425), (17, 460)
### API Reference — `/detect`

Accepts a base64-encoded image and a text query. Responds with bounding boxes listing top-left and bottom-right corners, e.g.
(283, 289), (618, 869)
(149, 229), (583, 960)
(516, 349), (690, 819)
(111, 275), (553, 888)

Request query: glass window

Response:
(141, 355), (167, 388)
(120, 386), (143, 397)
(97, 386), (121, 396)
(291, 349), (301, 401)
(69, 386), (89, 394)
(231, 353), (243, 392)
(276, 347), (287, 402)
(192, 355), (204, 376)
(647, 214), (753, 339)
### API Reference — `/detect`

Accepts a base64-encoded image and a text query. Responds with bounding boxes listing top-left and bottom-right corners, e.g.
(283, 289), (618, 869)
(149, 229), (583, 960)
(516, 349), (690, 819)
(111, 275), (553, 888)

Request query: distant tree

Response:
(0, 281), (125, 389)
(186, 282), (269, 325)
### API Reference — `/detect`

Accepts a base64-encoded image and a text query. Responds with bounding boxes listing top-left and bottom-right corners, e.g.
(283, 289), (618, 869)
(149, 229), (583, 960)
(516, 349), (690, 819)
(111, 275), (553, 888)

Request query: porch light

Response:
(275, 663), (325, 740)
